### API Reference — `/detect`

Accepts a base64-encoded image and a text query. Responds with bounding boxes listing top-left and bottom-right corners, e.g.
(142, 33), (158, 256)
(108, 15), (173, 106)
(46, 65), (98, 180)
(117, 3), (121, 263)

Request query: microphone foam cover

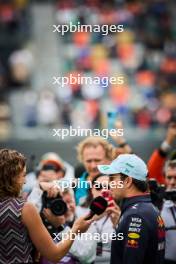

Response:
(90, 196), (108, 215)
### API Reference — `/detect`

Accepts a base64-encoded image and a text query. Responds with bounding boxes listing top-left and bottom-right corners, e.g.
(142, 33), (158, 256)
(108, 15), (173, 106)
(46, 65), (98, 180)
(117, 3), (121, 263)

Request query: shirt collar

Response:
(121, 194), (151, 213)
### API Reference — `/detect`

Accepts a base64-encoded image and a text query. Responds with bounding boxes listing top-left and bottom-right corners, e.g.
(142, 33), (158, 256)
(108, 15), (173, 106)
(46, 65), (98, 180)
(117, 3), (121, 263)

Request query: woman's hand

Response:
(71, 214), (93, 234)
(22, 202), (90, 263)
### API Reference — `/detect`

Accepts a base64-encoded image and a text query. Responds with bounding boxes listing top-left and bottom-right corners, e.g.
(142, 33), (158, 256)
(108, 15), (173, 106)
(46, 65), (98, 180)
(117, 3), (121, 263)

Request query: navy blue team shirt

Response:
(111, 194), (165, 264)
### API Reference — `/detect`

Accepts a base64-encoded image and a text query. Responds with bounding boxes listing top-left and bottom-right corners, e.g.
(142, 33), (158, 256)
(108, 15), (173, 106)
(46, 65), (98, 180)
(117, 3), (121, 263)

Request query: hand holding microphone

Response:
(72, 196), (108, 235)
(85, 196), (108, 220)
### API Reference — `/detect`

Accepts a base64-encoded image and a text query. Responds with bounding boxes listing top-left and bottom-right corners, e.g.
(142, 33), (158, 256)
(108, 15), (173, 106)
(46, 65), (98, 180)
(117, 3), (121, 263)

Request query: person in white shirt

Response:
(75, 173), (120, 264)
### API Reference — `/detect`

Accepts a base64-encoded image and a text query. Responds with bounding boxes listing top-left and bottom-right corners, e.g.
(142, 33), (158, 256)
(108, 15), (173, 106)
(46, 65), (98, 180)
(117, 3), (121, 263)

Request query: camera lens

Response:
(50, 198), (68, 216)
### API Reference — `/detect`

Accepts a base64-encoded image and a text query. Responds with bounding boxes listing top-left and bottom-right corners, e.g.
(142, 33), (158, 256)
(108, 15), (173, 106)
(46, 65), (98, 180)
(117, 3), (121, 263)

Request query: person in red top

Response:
(148, 122), (176, 184)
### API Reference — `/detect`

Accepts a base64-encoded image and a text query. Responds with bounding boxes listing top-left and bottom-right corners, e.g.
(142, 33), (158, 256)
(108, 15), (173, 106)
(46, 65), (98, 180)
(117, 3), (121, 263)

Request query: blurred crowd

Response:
(53, 0), (176, 129)
(0, 0), (176, 139)
(0, 0), (32, 137)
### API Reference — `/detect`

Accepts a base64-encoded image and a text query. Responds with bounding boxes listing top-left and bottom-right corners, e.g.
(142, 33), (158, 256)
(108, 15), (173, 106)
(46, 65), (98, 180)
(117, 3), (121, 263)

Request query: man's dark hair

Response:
(120, 173), (149, 193)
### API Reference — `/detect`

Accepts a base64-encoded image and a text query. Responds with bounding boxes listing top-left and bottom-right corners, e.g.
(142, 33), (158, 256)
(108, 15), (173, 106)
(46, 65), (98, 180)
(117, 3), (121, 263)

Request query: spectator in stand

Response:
(148, 122), (176, 184)
(53, 0), (176, 130)
(37, 90), (59, 127)
(8, 49), (33, 87)
(109, 119), (133, 156)
(0, 60), (5, 92)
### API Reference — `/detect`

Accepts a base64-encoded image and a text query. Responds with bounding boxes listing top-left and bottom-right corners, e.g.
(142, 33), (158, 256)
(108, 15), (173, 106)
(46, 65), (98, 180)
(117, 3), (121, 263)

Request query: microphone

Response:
(85, 196), (108, 220)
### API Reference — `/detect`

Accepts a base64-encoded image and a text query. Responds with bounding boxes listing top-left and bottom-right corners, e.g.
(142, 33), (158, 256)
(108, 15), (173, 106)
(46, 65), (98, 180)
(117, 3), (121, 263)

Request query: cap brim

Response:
(97, 165), (120, 175)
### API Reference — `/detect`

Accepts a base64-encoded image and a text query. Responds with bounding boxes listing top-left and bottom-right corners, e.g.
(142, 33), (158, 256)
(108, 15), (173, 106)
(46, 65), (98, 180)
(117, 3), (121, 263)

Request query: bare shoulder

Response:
(22, 202), (40, 226)
(22, 202), (38, 214)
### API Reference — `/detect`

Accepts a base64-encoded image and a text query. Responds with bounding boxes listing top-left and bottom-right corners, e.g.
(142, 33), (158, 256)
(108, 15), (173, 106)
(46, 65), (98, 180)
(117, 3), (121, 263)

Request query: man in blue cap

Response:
(98, 154), (165, 264)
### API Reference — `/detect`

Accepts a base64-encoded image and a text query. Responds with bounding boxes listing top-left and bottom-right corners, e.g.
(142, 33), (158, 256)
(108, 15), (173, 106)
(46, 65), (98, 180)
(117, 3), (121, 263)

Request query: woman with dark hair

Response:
(75, 174), (120, 264)
(0, 149), (92, 264)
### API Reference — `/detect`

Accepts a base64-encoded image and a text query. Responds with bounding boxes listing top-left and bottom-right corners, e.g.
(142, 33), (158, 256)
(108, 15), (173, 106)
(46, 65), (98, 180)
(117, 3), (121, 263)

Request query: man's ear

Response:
(125, 176), (133, 188)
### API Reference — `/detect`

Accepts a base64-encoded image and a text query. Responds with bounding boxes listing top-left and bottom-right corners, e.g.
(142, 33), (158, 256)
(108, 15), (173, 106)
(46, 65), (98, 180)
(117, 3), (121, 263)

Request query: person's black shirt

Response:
(111, 194), (165, 264)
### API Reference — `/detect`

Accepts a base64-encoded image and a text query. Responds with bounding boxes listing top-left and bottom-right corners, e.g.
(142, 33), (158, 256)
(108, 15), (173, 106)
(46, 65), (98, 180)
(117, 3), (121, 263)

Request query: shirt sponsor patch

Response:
(131, 217), (142, 223)
(129, 222), (141, 228)
(126, 239), (139, 248)
(128, 233), (140, 239)
(128, 227), (141, 232)
(128, 217), (142, 233)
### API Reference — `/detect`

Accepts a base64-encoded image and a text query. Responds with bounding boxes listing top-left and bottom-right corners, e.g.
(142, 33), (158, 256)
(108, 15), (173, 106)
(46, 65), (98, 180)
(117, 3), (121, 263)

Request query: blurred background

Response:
(0, 0), (176, 164)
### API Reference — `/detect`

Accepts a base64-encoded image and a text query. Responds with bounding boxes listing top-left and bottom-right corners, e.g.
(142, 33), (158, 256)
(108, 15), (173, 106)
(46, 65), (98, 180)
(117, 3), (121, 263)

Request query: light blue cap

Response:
(98, 154), (148, 181)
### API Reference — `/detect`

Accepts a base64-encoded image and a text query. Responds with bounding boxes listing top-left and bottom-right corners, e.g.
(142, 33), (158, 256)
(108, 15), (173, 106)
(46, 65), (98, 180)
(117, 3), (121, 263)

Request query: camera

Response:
(41, 191), (68, 216)
(164, 190), (176, 201)
(148, 179), (176, 209)
(40, 191), (68, 237)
